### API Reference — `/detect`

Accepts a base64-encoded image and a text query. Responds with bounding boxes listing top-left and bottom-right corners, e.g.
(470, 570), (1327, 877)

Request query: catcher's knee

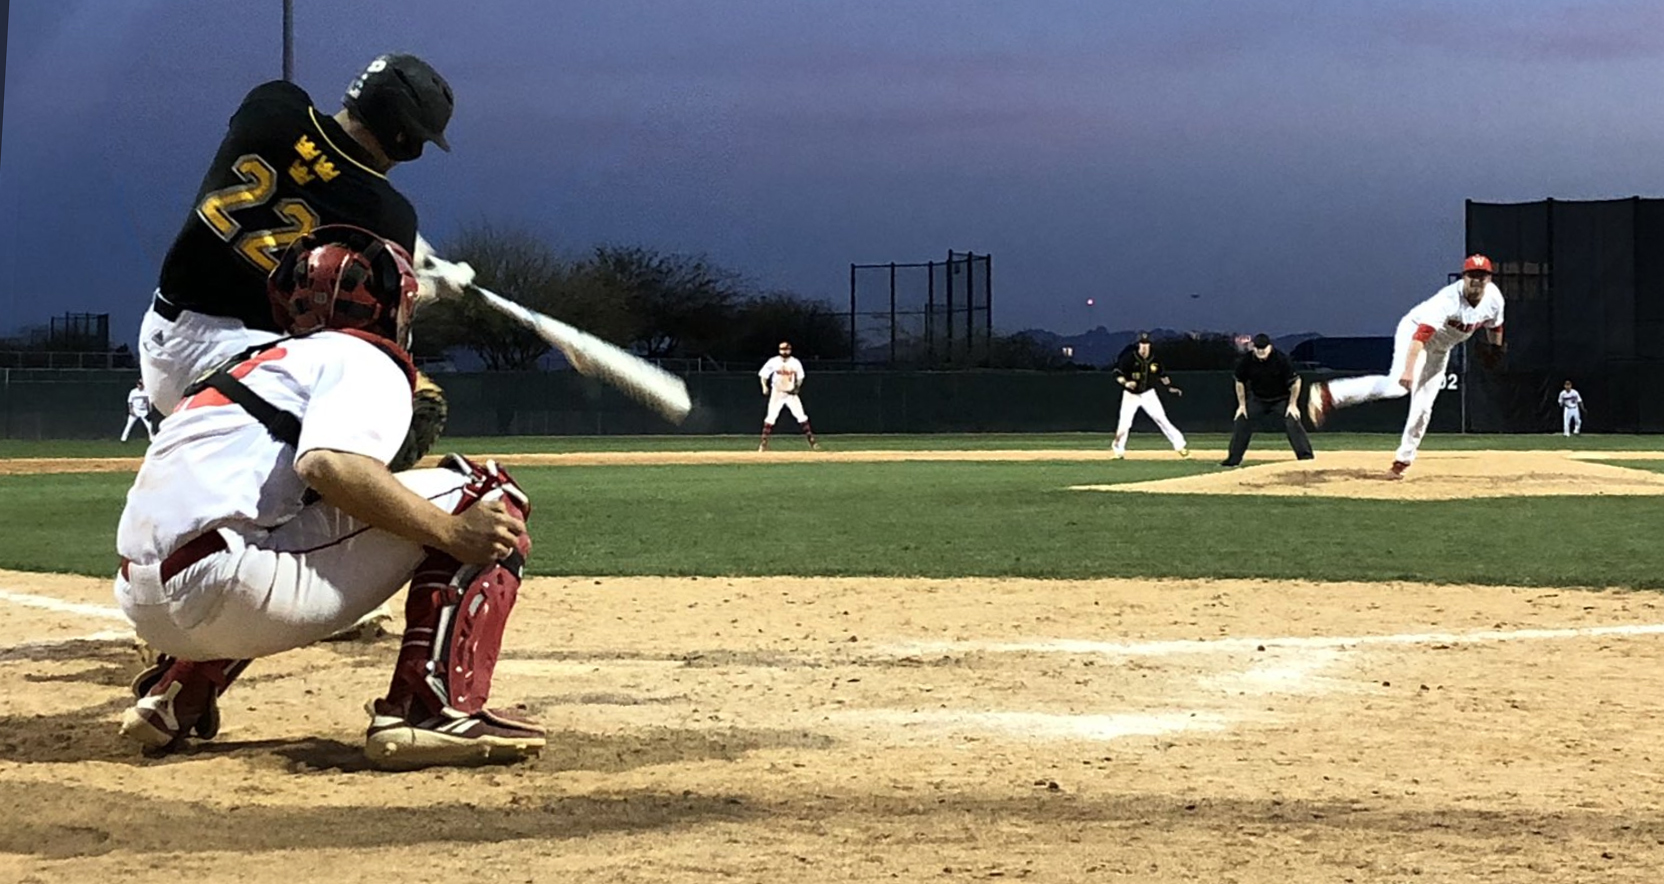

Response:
(389, 371), (448, 472)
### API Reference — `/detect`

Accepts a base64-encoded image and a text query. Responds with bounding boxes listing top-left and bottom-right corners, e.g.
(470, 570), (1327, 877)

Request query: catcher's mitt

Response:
(389, 371), (448, 472)
(1473, 339), (1507, 371)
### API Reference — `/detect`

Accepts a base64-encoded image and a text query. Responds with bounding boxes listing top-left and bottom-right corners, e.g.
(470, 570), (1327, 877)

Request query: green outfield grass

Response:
(2, 432), (1660, 458)
(2, 460), (1660, 588)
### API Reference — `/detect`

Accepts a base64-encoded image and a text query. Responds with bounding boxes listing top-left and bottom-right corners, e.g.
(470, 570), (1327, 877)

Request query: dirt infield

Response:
(4, 568), (1664, 882)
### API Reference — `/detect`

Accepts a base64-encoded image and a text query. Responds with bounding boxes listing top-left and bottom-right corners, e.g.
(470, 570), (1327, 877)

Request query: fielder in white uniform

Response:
(1110, 332), (1188, 458)
(1307, 254), (1505, 477)
(116, 226), (542, 770)
(1558, 381), (1583, 436)
(758, 341), (820, 451)
(121, 381), (155, 442)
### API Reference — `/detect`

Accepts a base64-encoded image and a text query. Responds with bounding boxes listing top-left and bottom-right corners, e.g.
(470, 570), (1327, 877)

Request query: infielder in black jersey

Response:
(140, 53), (470, 415)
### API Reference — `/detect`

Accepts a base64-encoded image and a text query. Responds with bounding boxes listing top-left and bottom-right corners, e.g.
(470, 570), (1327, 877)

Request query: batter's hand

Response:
(1398, 372), (1414, 391)
(443, 499), (526, 565)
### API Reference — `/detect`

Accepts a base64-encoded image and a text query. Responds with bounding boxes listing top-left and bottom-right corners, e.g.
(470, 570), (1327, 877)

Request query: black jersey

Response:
(156, 81), (419, 331)
(1113, 345), (1170, 394)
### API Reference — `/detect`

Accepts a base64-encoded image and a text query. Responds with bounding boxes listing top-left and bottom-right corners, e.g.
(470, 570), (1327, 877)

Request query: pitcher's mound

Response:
(1071, 450), (1664, 500)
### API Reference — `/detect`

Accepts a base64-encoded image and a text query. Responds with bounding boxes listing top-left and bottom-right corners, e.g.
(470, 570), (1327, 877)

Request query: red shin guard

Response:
(384, 455), (531, 719)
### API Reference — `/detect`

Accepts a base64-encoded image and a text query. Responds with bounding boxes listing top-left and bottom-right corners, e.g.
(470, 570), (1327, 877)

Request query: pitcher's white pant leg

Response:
(1112, 390), (1142, 454)
(138, 303), (280, 414)
(120, 416), (138, 442)
(765, 394), (788, 424)
(119, 468), (471, 660)
(1139, 389), (1187, 451)
(1395, 348), (1450, 464)
(1328, 320), (1420, 409)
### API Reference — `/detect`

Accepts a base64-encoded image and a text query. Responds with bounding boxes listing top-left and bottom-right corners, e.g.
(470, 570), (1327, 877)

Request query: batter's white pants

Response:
(1112, 389), (1186, 455)
(1564, 409), (1581, 436)
(1324, 318), (1450, 464)
(120, 414), (153, 442)
(114, 468), (470, 661)
(765, 393), (808, 425)
(138, 296), (281, 415)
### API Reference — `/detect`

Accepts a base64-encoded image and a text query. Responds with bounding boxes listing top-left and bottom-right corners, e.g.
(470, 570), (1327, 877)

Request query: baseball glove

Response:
(1473, 339), (1507, 371)
(389, 371), (448, 472)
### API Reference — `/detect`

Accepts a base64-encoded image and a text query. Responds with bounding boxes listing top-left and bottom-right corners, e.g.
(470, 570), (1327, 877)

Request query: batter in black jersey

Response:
(157, 55), (450, 331)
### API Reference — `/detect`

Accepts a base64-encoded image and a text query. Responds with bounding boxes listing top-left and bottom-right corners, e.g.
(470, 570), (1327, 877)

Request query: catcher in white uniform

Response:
(757, 341), (820, 451)
(115, 226), (543, 769)
(1307, 254), (1505, 477)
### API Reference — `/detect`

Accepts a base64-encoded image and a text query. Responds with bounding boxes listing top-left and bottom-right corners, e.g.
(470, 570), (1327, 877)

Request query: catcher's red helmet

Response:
(268, 225), (418, 347)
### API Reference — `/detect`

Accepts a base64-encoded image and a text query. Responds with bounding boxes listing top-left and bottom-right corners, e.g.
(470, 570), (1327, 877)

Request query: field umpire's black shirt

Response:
(1113, 346), (1169, 394)
(1235, 348), (1299, 401)
(157, 81), (419, 332)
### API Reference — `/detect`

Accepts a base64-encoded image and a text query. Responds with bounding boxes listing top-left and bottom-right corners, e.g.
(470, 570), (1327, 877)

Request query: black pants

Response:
(1223, 395), (1314, 465)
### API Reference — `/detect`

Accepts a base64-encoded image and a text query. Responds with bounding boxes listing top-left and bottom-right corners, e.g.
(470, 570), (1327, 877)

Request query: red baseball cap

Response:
(1462, 254), (1495, 274)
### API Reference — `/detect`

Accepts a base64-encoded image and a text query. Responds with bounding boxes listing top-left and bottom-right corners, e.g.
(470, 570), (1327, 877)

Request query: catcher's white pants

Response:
(138, 295), (281, 415)
(115, 468), (468, 661)
(1112, 389), (1186, 455)
(121, 414), (153, 442)
(765, 393), (808, 424)
(1564, 409), (1581, 435)
(1325, 318), (1451, 463)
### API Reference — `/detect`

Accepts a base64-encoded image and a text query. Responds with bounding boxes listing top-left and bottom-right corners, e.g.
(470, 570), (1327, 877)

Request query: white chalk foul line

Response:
(0, 588), (129, 622)
(879, 622), (1664, 659)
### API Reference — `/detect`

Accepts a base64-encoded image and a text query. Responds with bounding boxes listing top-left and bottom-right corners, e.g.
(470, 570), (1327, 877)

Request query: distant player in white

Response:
(1307, 254), (1505, 478)
(121, 381), (154, 442)
(1559, 380), (1583, 436)
(1110, 332), (1188, 459)
(115, 226), (542, 770)
(757, 340), (820, 451)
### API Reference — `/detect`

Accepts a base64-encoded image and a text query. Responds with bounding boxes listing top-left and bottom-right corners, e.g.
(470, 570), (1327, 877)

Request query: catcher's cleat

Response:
(1388, 460), (1411, 479)
(122, 656), (250, 751)
(364, 699), (545, 770)
(1307, 382), (1333, 428)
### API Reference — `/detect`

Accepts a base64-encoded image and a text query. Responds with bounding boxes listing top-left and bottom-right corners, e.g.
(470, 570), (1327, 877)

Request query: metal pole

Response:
(282, 0), (295, 81)
(926, 261), (936, 364)
(984, 254), (993, 365)
(965, 251), (974, 360)
(945, 250), (955, 361)
(889, 262), (897, 366)
(848, 264), (857, 364)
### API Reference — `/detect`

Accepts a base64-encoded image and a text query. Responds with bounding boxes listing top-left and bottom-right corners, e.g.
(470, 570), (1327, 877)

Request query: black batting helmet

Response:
(343, 53), (454, 162)
(268, 225), (419, 348)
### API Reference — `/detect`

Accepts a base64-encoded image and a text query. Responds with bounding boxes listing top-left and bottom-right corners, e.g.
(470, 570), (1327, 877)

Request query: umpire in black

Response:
(1221, 333), (1314, 467)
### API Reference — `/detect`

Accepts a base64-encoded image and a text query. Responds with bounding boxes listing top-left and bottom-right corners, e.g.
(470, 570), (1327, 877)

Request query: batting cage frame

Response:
(849, 251), (992, 367)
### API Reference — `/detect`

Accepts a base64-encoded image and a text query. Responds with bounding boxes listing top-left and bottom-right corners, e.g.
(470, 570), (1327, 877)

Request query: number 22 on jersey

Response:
(196, 154), (320, 273)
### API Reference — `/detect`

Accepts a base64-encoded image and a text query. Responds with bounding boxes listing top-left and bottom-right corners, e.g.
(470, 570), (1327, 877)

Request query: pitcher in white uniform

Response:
(1558, 380), (1583, 436)
(1307, 254), (1505, 478)
(115, 226), (543, 769)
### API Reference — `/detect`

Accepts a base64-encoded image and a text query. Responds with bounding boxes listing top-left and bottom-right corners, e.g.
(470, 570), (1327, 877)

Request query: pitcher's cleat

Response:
(1388, 460), (1411, 479)
(323, 603), (395, 643)
(1178, 448), (1190, 458)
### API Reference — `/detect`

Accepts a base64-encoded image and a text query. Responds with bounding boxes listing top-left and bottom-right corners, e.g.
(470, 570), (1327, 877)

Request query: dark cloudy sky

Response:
(4, 0), (1664, 345)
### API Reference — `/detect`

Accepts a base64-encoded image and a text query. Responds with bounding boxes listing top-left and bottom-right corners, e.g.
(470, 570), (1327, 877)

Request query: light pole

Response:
(282, 0), (294, 82)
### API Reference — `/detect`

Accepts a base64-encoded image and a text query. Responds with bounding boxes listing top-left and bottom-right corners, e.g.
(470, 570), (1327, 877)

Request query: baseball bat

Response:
(470, 286), (692, 424)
